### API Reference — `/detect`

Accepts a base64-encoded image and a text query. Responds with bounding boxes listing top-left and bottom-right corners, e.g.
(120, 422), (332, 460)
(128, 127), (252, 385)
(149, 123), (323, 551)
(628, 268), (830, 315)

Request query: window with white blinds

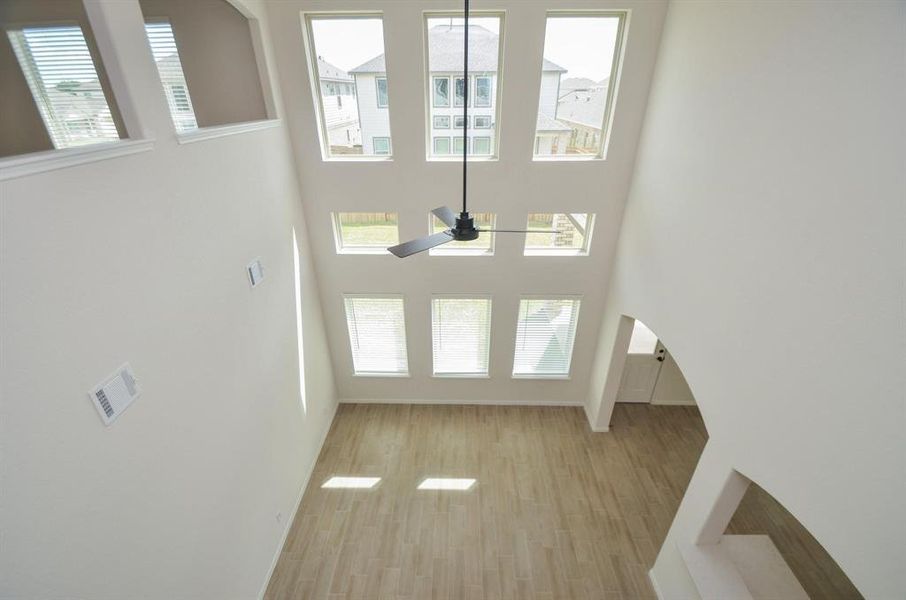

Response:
(513, 297), (581, 377)
(431, 297), (492, 376)
(144, 21), (198, 133)
(344, 296), (409, 375)
(7, 25), (120, 149)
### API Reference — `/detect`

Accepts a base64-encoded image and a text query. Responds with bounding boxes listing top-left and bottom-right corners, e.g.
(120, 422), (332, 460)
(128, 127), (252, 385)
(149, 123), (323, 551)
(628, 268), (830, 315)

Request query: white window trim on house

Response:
(474, 115), (491, 128)
(524, 213), (596, 256)
(532, 10), (628, 162)
(373, 136), (391, 155)
(453, 116), (470, 129)
(434, 115), (451, 129)
(475, 76), (492, 107)
(375, 76), (389, 108)
(433, 137), (451, 155)
(433, 76), (450, 107)
(472, 136), (491, 155)
(511, 295), (582, 379)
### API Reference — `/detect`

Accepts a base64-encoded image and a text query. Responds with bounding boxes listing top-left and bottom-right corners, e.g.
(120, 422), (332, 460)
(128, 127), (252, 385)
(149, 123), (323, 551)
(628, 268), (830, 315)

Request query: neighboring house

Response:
(317, 57), (360, 151)
(558, 76), (606, 97)
(557, 86), (609, 154)
(349, 24), (568, 156)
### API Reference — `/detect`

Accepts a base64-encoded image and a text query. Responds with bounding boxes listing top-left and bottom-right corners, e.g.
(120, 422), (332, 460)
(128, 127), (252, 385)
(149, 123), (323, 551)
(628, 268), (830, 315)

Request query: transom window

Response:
(425, 14), (502, 159)
(305, 15), (393, 158)
(431, 297), (492, 376)
(332, 212), (399, 254)
(430, 211), (495, 255)
(343, 296), (409, 376)
(533, 13), (626, 159)
(7, 25), (121, 149)
(524, 213), (594, 255)
(145, 20), (198, 133)
(513, 297), (581, 377)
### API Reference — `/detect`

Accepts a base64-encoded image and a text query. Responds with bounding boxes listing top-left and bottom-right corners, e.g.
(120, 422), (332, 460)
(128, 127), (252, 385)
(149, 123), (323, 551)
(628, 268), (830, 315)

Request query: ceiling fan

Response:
(388, 0), (556, 258)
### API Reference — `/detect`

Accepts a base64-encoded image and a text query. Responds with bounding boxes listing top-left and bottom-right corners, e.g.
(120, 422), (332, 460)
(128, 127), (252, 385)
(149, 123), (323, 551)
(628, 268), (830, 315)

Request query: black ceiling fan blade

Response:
(478, 229), (561, 234)
(388, 231), (454, 257)
(432, 206), (458, 228)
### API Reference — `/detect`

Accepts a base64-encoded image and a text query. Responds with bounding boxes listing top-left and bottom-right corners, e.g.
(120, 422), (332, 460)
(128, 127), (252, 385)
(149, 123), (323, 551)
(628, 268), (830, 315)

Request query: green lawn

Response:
(340, 223), (398, 246)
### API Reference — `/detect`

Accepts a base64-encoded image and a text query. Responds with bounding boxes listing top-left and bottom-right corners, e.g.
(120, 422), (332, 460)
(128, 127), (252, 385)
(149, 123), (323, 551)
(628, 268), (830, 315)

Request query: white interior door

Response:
(616, 320), (665, 403)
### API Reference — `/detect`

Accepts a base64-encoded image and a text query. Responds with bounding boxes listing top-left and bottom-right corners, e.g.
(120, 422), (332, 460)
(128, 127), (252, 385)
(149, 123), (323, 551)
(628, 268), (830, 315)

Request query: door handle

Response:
(656, 355), (665, 362)
(656, 348), (665, 362)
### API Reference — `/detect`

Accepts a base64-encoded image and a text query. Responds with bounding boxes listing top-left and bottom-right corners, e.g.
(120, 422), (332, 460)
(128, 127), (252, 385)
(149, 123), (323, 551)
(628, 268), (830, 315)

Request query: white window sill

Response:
(432, 373), (491, 379)
(322, 155), (393, 162)
(523, 250), (589, 257)
(512, 374), (571, 380)
(532, 154), (604, 162)
(352, 372), (410, 378)
(337, 248), (392, 256)
(428, 156), (497, 163)
(0, 139), (154, 181)
(177, 119), (281, 144)
(429, 250), (494, 257)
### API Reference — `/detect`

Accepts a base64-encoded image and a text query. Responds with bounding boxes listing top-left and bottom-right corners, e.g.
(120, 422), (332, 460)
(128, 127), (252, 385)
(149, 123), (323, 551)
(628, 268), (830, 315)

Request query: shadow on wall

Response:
(726, 480), (864, 600)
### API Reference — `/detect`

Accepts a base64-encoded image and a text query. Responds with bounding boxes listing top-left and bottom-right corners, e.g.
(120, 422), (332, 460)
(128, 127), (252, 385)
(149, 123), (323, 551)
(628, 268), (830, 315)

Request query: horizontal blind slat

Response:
(432, 298), (492, 375)
(344, 297), (409, 375)
(144, 21), (198, 132)
(513, 298), (580, 376)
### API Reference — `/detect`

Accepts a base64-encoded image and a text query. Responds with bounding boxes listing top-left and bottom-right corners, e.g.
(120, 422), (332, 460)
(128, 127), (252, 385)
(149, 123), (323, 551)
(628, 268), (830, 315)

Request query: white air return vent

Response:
(89, 363), (141, 426)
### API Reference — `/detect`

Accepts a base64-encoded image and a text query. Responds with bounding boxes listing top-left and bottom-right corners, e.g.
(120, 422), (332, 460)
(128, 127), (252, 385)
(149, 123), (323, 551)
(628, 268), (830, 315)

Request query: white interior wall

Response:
(587, 1), (906, 597)
(0, 0), (337, 597)
(266, 0), (668, 404)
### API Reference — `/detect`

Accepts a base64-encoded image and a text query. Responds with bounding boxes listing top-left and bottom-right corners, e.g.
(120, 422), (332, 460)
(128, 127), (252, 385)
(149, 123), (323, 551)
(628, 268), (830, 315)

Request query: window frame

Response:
(302, 12), (392, 161)
(430, 295), (493, 377)
(452, 136), (468, 155)
(432, 75), (450, 107)
(423, 11), (505, 161)
(472, 136), (491, 155)
(332, 212), (399, 255)
(453, 76), (470, 108)
(373, 136), (391, 155)
(474, 76), (492, 108)
(343, 294), (410, 377)
(523, 213), (595, 256)
(433, 137), (452, 155)
(511, 295), (582, 379)
(6, 22), (123, 150)
(533, 10), (628, 162)
(474, 115), (491, 129)
(375, 76), (389, 108)
(453, 115), (470, 129)
(433, 115), (451, 129)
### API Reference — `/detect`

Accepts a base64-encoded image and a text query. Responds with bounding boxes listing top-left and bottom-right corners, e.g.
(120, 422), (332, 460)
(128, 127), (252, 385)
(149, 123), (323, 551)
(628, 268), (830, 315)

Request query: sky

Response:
(311, 15), (618, 81)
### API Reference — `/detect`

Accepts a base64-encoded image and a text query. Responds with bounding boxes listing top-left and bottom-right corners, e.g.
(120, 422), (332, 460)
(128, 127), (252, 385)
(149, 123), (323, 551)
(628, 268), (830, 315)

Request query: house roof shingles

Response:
(318, 57), (353, 82)
(349, 24), (566, 73)
(556, 87), (609, 129)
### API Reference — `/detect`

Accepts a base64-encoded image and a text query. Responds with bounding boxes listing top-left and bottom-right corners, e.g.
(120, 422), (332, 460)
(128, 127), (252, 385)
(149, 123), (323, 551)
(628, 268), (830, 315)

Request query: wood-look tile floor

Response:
(265, 404), (854, 599)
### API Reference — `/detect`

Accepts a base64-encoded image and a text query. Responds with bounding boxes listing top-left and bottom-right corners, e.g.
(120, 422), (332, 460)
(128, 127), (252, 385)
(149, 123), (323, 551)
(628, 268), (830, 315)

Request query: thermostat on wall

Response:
(247, 258), (264, 287)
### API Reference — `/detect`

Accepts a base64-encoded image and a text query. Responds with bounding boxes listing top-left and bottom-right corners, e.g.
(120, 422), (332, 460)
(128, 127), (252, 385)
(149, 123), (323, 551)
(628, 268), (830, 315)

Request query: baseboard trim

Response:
(339, 398), (584, 407)
(649, 568), (664, 599)
(590, 425), (610, 433)
(257, 400), (338, 600)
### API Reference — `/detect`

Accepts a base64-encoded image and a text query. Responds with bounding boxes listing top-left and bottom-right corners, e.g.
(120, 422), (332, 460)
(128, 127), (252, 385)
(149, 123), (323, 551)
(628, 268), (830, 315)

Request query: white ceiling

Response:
(265, 0), (669, 403)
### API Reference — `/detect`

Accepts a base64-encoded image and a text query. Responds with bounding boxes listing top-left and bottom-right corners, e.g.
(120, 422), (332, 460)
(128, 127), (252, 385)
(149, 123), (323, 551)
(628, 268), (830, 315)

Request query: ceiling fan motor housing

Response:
(454, 213), (480, 241)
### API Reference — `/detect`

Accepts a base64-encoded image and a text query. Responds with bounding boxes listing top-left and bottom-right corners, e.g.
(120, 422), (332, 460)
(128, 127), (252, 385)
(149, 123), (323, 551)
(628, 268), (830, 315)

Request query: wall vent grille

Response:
(89, 363), (141, 426)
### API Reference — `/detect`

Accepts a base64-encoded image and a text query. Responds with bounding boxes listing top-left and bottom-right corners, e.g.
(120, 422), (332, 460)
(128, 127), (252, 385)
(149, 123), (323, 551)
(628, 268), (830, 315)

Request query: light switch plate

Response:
(247, 258), (264, 287)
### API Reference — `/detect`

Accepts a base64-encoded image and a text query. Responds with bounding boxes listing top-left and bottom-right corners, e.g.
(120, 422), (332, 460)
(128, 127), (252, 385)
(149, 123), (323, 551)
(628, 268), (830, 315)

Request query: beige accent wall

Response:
(139, 0), (268, 127)
(0, 0), (127, 157)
